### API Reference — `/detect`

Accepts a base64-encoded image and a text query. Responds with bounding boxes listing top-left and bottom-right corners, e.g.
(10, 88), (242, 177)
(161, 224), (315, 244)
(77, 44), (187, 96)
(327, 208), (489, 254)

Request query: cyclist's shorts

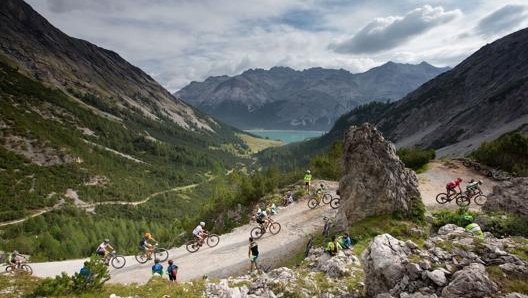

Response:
(169, 273), (177, 281)
(249, 255), (258, 262)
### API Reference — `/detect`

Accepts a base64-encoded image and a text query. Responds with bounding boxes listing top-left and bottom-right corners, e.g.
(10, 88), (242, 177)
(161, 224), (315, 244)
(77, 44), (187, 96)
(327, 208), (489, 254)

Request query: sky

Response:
(25, 0), (528, 93)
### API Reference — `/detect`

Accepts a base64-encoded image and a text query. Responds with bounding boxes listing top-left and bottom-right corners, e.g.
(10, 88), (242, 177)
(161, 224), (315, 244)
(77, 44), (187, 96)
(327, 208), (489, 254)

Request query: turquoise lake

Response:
(246, 130), (325, 144)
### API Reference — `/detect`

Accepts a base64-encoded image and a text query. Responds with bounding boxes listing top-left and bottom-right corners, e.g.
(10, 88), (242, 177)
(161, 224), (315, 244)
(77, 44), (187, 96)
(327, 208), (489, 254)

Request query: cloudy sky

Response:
(25, 0), (528, 92)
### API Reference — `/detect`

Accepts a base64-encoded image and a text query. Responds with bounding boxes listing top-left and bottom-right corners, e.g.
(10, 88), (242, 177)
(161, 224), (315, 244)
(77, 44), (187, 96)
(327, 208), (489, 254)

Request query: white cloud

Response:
(476, 4), (528, 37)
(24, 0), (528, 92)
(330, 5), (461, 54)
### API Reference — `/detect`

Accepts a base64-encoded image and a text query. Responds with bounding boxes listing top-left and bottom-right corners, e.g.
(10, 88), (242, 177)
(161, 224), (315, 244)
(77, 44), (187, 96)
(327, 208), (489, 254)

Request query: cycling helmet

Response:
(144, 232), (151, 238)
(13, 250), (18, 254)
(200, 221), (205, 227)
(463, 214), (473, 222)
(104, 238), (110, 243)
(478, 180), (483, 185)
(306, 170), (311, 173)
(168, 259), (173, 265)
(456, 177), (462, 182)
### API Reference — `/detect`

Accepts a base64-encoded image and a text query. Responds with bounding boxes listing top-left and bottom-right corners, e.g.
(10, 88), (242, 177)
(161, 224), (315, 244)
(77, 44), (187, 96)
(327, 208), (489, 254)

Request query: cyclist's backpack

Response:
(167, 264), (178, 277)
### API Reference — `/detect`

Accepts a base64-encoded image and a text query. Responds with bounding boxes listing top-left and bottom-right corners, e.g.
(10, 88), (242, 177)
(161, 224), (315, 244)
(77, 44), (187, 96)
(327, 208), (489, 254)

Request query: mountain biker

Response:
(79, 261), (92, 282)
(192, 222), (207, 246)
(466, 179), (482, 195)
(266, 203), (278, 215)
(248, 237), (259, 273)
(9, 250), (23, 267)
(462, 215), (484, 239)
(167, 259), (178, 283)
(446, 177), (463, 196)
(95, 239), (114, 263)
(283, 191), (294, 206)
(304, 170), (312, 192)
(139, 232), (157, 260)
(255, 209), (269, 227)
(151, 258), (163, 276)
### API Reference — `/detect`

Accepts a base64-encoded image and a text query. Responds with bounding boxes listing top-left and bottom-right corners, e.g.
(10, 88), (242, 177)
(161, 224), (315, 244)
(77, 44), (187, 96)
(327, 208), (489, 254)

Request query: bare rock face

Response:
(482, 177), (528, 217)
(337, 123), (421, 227)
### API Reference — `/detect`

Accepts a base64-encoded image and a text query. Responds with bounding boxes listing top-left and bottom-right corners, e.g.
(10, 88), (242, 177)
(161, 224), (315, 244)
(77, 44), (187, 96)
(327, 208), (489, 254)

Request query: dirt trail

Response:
(29, 161), (498, 284)
(30, 180), (339, 284)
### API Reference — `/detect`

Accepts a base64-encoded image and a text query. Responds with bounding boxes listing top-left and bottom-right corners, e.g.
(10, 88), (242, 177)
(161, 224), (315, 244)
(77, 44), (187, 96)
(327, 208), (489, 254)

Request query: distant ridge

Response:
(175, 62), (449, 131)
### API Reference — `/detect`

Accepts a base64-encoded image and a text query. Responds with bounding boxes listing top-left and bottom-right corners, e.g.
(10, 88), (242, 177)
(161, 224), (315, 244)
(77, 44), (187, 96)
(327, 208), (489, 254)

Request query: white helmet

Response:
(306, 170), (311, 173)
(200, 221), (205, 227)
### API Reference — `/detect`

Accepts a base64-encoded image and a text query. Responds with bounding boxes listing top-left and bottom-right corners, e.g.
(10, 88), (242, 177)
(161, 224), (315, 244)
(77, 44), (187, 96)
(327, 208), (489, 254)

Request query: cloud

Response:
(476, 4), (528, 37)
(330, 5), (461, 54)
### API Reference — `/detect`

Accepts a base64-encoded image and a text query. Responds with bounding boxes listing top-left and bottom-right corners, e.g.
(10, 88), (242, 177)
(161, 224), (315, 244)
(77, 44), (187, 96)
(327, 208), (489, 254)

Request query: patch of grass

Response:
(237, 132), (283, 154)
(487, 265), (528, 294)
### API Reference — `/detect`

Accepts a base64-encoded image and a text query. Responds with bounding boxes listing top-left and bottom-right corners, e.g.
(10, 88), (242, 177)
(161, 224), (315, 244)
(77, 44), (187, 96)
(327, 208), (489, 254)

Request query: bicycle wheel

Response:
(20, 264), (33, 275)
(435, 193), (449, 204)
(155, 248), (169, 262)
(111, 256), (126, 269)
(5, 265), (14, 273)
(462, 160), (471, 167)
(322, 193), (332, 204)
(250, 227), (264, 239)
(330, 198), (340, 209)
(474, 194), (487, 206)
(135, 251), (148, 264)
(304, 236), (313, 258)
(185, 240), (200, 253)
(456, 194), (470, 207)
(207, 234), (220, 247)
(307, 198), (319, 209)
(473, 164), (481, 171)
(269, 222), (281, 235)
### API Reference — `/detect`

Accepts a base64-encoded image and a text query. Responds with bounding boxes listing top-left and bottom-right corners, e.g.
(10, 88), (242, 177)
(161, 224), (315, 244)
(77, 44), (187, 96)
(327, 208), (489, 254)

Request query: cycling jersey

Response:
(96, 242), (110, 252)
(192, 225), (203, 237)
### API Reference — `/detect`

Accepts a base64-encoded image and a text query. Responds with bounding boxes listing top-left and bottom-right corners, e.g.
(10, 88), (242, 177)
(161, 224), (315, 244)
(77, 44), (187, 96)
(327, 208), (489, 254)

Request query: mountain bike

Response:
(485, 168), (512, 181)
(185, 233), (220, 253)
(250, 216), (281, 239)
(322, 216), (335, 238)
(462, 159), (481, 171)
(435, 191), (470, 207)
(135, 243), (169, 264)
(5, 261), (33, 275)
(307, 184), (333, 209)
(103, 251), (126, 269)
(304, 234), (314, 258)
(465, 187), (487, 206)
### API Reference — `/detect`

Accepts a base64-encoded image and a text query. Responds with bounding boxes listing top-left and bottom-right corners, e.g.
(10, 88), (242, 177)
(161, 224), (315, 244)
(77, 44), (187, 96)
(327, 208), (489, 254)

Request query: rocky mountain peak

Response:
(337, 123), (421, 227)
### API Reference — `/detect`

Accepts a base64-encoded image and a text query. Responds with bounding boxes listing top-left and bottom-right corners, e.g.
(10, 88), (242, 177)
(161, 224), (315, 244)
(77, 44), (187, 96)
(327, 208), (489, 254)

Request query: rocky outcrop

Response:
(337, 123), (421, 227)
(483, 177), (528, 217)
(361, 224), (528, 298)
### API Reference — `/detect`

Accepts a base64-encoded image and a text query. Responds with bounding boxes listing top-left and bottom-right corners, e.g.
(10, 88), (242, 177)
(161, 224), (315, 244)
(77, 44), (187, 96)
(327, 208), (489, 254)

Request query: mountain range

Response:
(175, 62), (449, 131)
(259, 26), (528, 167)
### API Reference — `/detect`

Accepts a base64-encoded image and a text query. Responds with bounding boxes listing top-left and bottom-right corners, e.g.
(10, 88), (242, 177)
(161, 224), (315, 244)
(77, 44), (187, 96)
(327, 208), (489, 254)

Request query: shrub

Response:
(477, 213), (528, 238)
(471, 131), (528, 176)
(397, 147), (435, 171)
(30, 254), (109, 297)
(432, 207), (477, 231)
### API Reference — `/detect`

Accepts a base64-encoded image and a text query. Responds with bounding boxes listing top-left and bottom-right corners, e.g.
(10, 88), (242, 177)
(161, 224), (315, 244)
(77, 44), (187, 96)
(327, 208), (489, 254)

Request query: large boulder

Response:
(361, 234), (411, 297)
(337, 123), (421, 227)
(482, 177), (528, 217)
(441, 263), (498, 298)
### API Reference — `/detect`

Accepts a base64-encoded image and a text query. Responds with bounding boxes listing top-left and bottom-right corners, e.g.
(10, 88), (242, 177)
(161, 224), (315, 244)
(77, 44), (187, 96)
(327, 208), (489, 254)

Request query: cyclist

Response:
(151, 258), (163, 276)
(95, 239), (114, 264)
(446, 177), (463, 197)
(304, 170), (312, 192)
(248, 237), (259, 273)
(192, 222), (207, 246)
(466, 179), (482, 195)
(167, 259), (178, 283)
(255, 208), (269, 227)
(283, 191), (294, 206)
(9, 250), (23, 267)
(139, 232), (157, 260)
(324, 235), (342, 256)
(462, 214), (484, 239)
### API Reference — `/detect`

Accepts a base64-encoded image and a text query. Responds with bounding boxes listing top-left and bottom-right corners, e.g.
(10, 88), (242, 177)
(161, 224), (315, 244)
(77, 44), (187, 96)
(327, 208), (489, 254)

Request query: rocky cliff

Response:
(483, 177), (528, 217)
(176, 63), (448, 131)
(337, 123), (421, 228)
